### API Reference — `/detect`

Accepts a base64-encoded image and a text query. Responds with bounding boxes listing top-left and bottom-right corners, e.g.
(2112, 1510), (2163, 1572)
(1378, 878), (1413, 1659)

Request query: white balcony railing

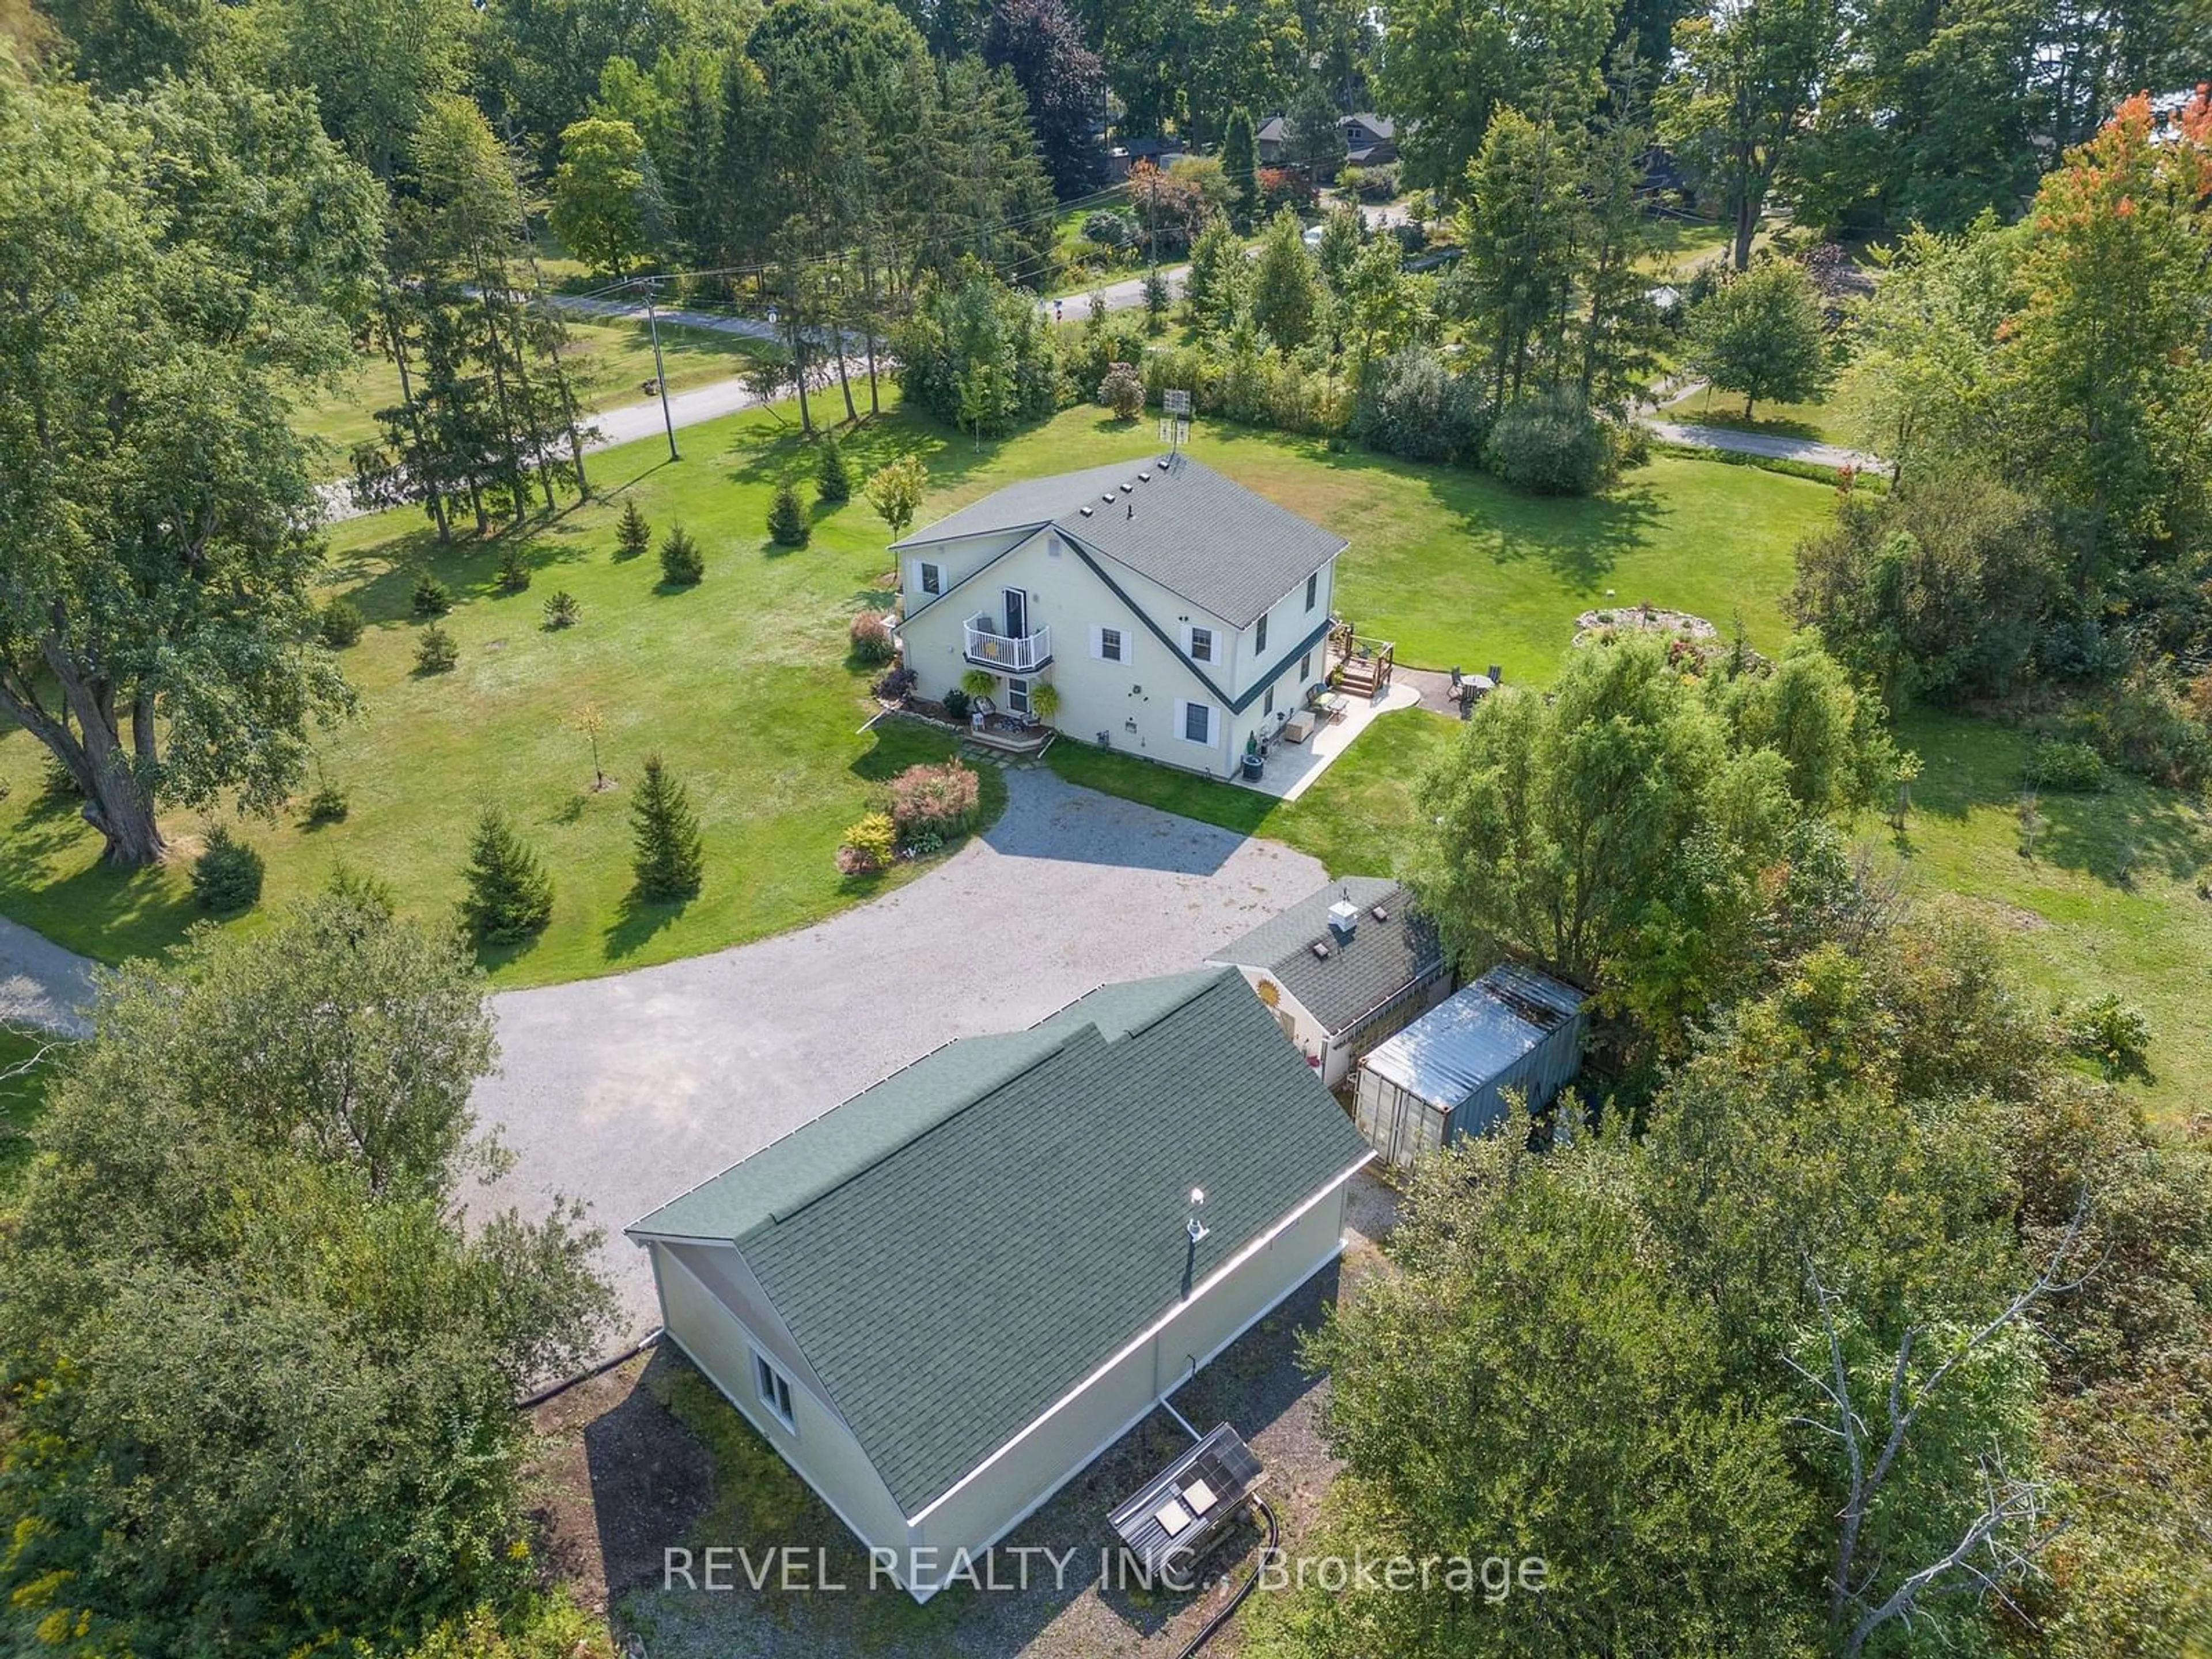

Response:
(963, 618), (1052, 674)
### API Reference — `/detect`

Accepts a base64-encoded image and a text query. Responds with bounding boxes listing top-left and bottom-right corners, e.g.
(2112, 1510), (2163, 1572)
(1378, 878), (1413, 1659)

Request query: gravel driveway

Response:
(475, 767), (1325, 1343)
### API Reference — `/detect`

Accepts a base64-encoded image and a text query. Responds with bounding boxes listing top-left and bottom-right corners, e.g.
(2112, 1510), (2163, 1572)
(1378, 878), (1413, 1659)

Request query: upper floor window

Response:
(1305, 571), (1319, 612)
(1255, 613), (1268, 653)
(1096, 626), (1126, 662)
(1187, 625), (1215, 664)
(919, 562), (941, 596)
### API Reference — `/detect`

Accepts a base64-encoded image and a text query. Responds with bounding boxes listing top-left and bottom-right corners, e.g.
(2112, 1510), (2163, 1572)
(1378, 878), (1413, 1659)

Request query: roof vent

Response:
(1103, 492), (1116, 503)
(1138, 470), (1151, 482)
(1327, 896), (1361, 940)
(1309, 940), (1331, 960)
(1370, 903), (1391, 922)
(1121, 482), (1134, 493)
(1079, 505), (1094, 516)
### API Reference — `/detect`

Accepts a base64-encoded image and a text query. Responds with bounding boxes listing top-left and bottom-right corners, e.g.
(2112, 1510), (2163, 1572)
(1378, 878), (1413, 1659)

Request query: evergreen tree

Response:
(615, 499), (651, 559)
(630, 753), (705, 903)
(768, 480), (812, 547)
(1222, 107), (1261, 228)
(659, 522), (705, 584)
(815, 433), (852, 503)
(457, 807), (554, 945)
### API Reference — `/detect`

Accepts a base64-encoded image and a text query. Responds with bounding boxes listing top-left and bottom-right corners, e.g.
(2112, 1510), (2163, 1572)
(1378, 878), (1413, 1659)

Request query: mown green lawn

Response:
(1048, 707), (1461, 879)
(290, 316), (777, 472)
(907, 403), (1838, 680)
(1881, 710), (2212, 1125)
(0, 392), (1005, 988)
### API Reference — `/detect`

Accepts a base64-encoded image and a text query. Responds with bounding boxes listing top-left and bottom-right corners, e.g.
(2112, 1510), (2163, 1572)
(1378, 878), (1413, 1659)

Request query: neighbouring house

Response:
(1108, 138), (1188, 179)
(1339, 113), (1396, 168)
(1208, 876), (1450, 1088)
(1254, 113), (1396, 172)
(626, 967), (1373, 1601)
(1351, 962), (1588, 1169)
(893, 454), (1346, 777)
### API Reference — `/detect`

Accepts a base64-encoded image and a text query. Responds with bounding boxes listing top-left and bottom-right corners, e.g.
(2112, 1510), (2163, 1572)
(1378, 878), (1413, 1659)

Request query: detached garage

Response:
(1352, 962), (1586, 1169)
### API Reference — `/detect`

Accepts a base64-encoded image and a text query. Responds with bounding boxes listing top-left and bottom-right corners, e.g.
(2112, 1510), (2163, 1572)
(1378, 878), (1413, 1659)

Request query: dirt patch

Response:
(524, 1347), (717, 1617)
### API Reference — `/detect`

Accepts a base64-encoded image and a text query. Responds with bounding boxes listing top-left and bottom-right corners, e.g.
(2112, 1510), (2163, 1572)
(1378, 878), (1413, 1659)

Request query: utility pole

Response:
(641, 276), (678, 463)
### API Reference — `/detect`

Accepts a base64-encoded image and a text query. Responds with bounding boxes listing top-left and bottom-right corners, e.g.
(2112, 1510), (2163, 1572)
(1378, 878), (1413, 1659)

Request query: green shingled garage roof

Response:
(629, 967), (1370, 1516)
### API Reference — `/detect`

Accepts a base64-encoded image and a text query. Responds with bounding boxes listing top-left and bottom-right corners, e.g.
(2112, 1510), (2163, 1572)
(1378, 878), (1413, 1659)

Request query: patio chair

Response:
(1486, 665), (1502, 685)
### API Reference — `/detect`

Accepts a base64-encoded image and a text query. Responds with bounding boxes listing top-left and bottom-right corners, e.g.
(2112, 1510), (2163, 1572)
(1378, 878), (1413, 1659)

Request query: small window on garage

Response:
(1301, 649), (1313, 681)
(755, 1351), (796, 1430)
(918, 562), (941, 596)
(1265, 684), (1275, 716)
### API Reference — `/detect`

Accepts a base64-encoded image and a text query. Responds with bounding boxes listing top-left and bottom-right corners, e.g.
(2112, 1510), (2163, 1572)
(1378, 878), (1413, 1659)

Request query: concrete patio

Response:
(1237, 681), (1423, 802)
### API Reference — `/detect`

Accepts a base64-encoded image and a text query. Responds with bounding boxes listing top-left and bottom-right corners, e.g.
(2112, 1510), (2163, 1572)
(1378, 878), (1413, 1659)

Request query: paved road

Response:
(1641, 416), (1891, 475)
(472, 766), (1324, 1342)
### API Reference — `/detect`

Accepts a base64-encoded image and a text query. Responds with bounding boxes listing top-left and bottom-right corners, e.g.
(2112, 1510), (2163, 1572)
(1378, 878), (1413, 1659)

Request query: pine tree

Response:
(458, 808), (554, 945)
(767, 480), (810, 547)
(815, 433), (851, 503)
(660, 522), (704, 584)
(615, 499), (651, 559)
(1222, 108), (1260, 229)
(630, 753), (705, 903)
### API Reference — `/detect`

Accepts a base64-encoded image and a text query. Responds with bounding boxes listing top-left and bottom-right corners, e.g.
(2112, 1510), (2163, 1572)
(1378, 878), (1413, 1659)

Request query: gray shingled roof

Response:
(630, 968), (1369, 1516)
(892, 456), (1345, 628)
(1209, 877), (1445, 1037)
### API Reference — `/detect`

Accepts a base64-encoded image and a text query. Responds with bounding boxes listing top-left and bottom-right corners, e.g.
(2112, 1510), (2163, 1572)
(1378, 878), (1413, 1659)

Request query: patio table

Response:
(1315, 691), (1350, 723)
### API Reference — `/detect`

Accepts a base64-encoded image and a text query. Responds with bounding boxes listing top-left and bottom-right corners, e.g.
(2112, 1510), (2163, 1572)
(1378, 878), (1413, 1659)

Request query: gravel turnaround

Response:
(474, 767), (1326, 1342)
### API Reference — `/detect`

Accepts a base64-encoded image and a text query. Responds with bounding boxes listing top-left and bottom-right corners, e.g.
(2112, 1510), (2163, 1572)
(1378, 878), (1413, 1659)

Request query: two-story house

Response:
(892, 455), (1347, 779)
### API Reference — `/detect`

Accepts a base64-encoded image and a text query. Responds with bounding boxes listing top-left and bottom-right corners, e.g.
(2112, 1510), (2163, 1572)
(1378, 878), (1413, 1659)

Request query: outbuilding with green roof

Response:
(626, 965), (1372, 1601)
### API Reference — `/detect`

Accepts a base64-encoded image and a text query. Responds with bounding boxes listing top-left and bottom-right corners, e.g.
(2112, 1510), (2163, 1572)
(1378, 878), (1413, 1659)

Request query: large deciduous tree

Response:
(1409, 633), (1890, 1037)
(0, 73), (381, 866)
(1377, 0), (1613, 192)
(1658, 0), (1843, 269)
(549, 114), (650, 276)
(982, 0), (1107, 200)
(0, 892), (613, 1654)
(1684, 259), (1832, 419)
(1995, 93), (2212, 586)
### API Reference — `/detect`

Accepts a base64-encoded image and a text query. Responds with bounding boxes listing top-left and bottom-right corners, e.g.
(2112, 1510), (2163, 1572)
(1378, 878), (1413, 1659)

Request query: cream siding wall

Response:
(904, 1187), (1350, 1585)
(900, 529), (1030, 622)
(898, 535), (1335, 781)
(649, 1241), (912, 1557)
(900, 530), (1240, 775)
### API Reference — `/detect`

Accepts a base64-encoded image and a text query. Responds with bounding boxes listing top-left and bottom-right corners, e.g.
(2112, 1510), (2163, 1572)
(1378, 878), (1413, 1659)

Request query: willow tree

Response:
(0, 70), (381, 865)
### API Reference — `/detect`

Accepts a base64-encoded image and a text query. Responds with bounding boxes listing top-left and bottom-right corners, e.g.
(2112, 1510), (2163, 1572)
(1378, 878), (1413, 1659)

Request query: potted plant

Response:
(1031, 681), (1062, 725)
(1241, 733), (1264, 781)
(959, 667), (998, 729)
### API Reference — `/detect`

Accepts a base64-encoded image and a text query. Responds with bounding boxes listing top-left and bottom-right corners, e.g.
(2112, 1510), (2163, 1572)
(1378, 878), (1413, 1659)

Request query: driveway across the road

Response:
(473, 766), (1325, 1342)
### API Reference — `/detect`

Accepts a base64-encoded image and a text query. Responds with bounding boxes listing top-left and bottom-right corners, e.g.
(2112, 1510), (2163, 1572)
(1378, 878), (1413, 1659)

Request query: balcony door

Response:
(1003, 587), (1028, 639)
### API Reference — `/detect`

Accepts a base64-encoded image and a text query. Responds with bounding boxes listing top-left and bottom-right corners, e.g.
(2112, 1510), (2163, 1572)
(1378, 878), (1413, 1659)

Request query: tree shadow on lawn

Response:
(0, 802), (198, 959)
(1198, 421), (1666, 587)
(721, 408), (1003, 503)
(603, 891), (686, 963)
(1898, 712), (2212, 887)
